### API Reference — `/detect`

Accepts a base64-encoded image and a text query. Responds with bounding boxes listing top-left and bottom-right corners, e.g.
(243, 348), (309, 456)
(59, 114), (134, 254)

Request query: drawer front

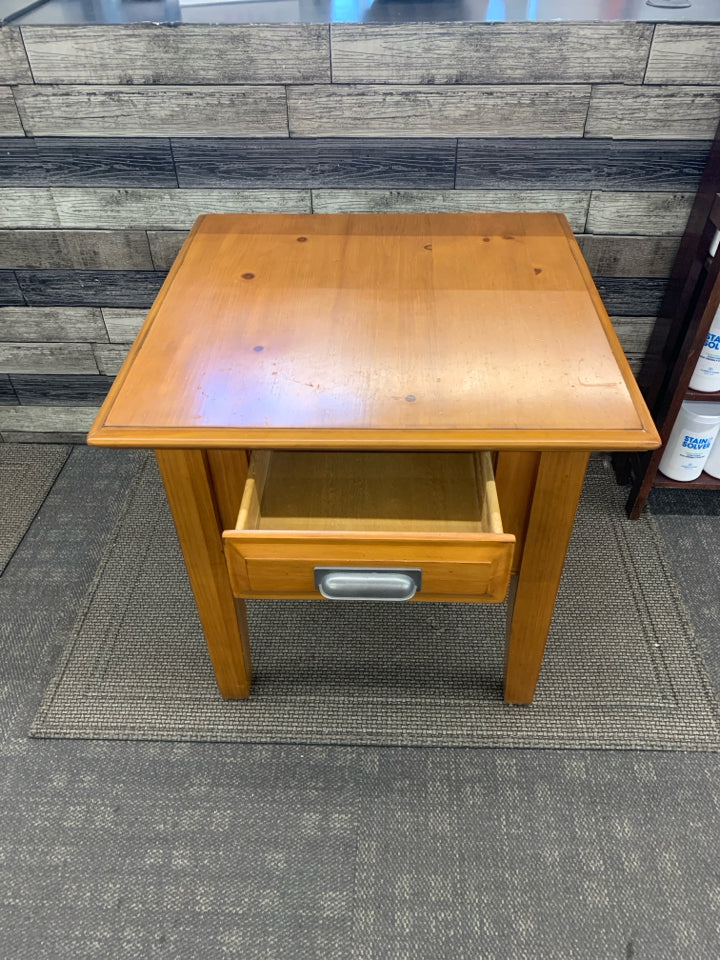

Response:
(223, 534), (515, 602)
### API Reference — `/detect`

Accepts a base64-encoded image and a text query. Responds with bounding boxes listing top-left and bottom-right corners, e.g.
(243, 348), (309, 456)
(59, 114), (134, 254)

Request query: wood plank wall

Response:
(1, 21), (719, 441)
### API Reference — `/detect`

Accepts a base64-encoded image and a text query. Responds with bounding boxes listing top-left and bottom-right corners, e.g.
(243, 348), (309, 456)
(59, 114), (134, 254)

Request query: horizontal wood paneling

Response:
(11, 373), (114, 405)
(646, 25), (720, 86)
(0, 374), (17, 405)
(0, 137), (177, 187)
(14, 85), (289, 138)
(0, 188), (311, 228)
(576, 235), (681, 278)
(611, 317), (655, 356)
(288, 85), (591, 138)
(586, 192), (694, 237)
(0, 404), (99, 440)
(586, 86), (720, 140)
(21, 24), (330, 84)
(456, 138), (710, 191)
(0, 306), (107, 342)
(15, 270), (166, 308)
(310, 189), (590, 232)
(0, 88), (24, 137)
(0, 230), (154, 269)
(101, 308), (146, 343)
(172, 137), (457, 189)
(147, 232), (186, 271)
(331, 23), (652, 85)
(0, 271), (24, 306)
(0, 342), (99, 374)
(93, 343), (128, 376)
(594, 278), (667, 317)
(0, 27), (32, 84)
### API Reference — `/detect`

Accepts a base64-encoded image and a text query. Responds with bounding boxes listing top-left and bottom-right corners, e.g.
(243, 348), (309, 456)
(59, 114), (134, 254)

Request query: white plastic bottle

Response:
(658, 401), (720, 481)
(703, 430), (720, 479)
(689, 304), (720, 392)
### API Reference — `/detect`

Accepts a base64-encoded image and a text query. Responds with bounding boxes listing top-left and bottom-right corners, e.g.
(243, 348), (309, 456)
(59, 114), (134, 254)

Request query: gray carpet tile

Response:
(2, 446), (720, 959)
(0, 443), (69, 576)
(31, 454), (720, 749)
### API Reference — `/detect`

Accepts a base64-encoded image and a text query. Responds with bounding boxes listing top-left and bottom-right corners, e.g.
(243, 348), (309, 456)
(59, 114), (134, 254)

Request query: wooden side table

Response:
(88, 212), (659, 704)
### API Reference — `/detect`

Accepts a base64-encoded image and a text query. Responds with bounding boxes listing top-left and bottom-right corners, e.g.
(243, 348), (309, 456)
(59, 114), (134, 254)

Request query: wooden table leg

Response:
(503, 450), (590, 704)
(155, 448), (252, 699)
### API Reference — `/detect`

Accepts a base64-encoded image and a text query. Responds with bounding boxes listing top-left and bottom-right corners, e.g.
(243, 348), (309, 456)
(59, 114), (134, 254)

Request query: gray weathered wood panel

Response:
(172, 137), (457, 189)
(0, 137), (177, 187)
(456, 138), (711, 192)
(0, 88), (24, 137)
(11, 373), (114, 405)
(0, 271), (24, 306)
(93, 344), (129, 376)
(577, 235), (681, 278)
(101, 308), (146, 343)
(586, 192), (694, 237)
(586, 86), (720, 140)
(0, 230), (154, 270)
(0, 374), (17, 405)
(16, 270), (167, 308)
(646, 25), (720, 86)
(147, 232), (187, 271)
(21, 24), (330, 84)
(595, 278), (667, 317)
(0, 27), (33, 83)
(0, 188), (311, 228)
(311, 189), (590, 232)
(0, 342), (99, 374)
(0, 307), (107, 342)
(14, 85), (289, 138)
(611, 317), (655, 356)
(288, 85), (591, 138)
(331, 23), (652, 85)
(0, 404), (99, 439)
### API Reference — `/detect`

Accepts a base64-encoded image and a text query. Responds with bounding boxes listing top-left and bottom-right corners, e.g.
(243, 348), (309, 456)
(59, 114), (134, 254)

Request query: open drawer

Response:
(222, 451), (515, 602)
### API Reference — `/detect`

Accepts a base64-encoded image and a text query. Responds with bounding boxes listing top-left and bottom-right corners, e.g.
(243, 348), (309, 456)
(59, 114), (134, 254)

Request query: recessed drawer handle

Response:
(314, 567), (422, 602)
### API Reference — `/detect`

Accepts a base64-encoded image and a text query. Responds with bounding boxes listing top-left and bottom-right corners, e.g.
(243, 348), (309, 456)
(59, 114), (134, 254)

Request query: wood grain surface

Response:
(89, 211), (658, 452)
(14, 85), (289, 138)
(0, 188), (310, 229)
(20, 24), (330, 84)
(0, 230), (154, 270)
(101, 308), (146, 343)
(0, 342), (98, 374)
(586, 191), (694, 237)
(0, 89), (24, 137)
(0, 405), (99, 440)
(288, 85), (591, 138)
(15, 270), (166, 308)
(587, 86), (720, 140)
(0, 28), (32, 83)
(330, 23), (652, 85)
(92, 344), (128, 376)
(0, 271), (24, 307)
(577, 235), (680, 277)
(11, 373), (113, 405)
(172, 137), (456, 189)
(0, 375), (17, 405)
(646, 25), (720, 86)
(0, 306), (107, 342)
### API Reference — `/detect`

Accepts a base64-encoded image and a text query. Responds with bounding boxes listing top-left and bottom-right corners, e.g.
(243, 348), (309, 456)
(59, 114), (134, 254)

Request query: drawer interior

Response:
(235, 450), (504, 535)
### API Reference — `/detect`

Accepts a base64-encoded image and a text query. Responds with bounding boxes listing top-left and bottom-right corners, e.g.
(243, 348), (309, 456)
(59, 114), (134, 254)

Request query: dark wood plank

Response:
(0, 88), (24, 137)
(21, 24), (330, 84)
(15, 270), (167, 308)
(587, 86), (720, 140)
(0, 270), (24, 306)
(577, 235), (681, 278)
(456, 139), (710, 191)
(331, 23), (652, 84)
(646, 25), (720, 86)
(595, 277), (668, 317)
(14, 85), (289, 138)
(0, 306), (107, 342)
(0, 230), (154, 270)
(172, 138), (456, 189)
(0, 27), (32, 83)
(147, 232), (186, 271)
(11, 373), (114, 405)
(0, 374), (18, 405)
(288, 84), (590, 138)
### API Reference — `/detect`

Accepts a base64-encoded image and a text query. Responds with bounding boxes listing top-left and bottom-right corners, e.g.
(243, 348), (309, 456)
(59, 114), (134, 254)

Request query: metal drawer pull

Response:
(314, 567), (422, 601)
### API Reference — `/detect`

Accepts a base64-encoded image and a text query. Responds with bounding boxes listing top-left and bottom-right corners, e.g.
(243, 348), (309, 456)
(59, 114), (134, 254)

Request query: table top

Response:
(88, 212), (660, 451)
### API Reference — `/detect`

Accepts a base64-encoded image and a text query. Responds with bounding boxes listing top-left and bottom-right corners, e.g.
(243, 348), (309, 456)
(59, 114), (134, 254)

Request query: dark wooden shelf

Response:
(685, 388), (720, 402)
(653, 471), (720, 490)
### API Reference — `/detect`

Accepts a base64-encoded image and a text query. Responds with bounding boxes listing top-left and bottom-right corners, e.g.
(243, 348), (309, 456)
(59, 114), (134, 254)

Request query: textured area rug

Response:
(32, 455), (720, 749)
(0, 444), (69, 576)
